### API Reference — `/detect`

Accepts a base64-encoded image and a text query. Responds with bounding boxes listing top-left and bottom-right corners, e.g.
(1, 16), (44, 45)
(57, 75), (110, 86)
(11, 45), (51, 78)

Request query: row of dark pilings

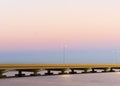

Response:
(0, 67), (119, 78)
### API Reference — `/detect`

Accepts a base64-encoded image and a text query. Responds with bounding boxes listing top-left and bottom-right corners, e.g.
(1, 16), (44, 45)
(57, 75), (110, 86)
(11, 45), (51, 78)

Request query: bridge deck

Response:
(0, 64), (120, 69)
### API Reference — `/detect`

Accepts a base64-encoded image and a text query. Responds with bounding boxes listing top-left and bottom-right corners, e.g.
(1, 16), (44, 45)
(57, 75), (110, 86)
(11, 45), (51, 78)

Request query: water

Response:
(0, 72), (120, 86)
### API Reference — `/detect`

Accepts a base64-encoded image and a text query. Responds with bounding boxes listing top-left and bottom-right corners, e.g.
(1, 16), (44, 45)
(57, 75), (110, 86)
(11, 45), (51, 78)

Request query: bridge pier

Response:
(82, 68), (89, 73)
(0, 71), (6, 78)
(33, 71), (39, 76)
(0, 73), (6, 78)
(0, 73), (4, 78)
(69, 69), (77, 74)
(102, 68), (109, 72)
(90, 68), (97, 73)
(109, 68), (115, 72)
(15, 70), (25, 77)
(59, 69), (67, 74)
(45, 70), (53, 75)
(30, 70), (40, 76)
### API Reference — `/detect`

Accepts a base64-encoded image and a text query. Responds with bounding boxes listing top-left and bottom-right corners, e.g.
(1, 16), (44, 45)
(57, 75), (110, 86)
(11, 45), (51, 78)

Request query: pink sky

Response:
(0, 0), (120, 52)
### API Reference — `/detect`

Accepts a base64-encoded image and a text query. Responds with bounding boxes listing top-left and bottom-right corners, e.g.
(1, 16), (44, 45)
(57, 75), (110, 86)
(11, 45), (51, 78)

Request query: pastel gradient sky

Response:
(0, 0), (120, 63)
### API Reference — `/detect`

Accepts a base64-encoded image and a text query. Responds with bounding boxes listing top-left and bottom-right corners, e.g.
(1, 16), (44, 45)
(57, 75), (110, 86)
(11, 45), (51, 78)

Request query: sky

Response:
(0, 0), (120, 63)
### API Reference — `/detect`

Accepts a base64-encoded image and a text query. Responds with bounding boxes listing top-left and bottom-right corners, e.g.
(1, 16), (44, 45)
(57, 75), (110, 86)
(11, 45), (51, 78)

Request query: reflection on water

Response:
(0, 73), (120, 86)
(60, 74), (71, 78)
(115, 72), (120, 74)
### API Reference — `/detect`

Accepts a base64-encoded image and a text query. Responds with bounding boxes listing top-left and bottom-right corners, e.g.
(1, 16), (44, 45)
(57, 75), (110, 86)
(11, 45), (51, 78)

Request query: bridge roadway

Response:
(0, 64), (120, 78)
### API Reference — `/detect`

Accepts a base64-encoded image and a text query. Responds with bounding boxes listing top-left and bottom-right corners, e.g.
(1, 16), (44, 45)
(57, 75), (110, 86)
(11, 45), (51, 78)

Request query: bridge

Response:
(0, 64), (120, 78)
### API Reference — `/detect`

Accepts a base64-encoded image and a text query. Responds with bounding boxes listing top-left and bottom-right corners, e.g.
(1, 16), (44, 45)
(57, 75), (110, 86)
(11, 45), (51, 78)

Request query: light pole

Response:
(63, 44), (67, 64)
(112, 49), (120, 64)
(112, 50), (116, 64)
(116, 50), (120, 64)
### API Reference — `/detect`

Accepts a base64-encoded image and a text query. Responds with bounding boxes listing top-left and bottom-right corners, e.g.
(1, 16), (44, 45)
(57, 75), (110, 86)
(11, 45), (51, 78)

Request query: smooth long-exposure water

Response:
(0, 72), (120, 86)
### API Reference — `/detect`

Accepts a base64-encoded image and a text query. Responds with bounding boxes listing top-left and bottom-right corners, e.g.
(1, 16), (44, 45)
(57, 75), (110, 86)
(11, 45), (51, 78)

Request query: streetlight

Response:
(63, 44), (68, 64)
(116, 50), (120, 64)
(112, 49), (120, 64)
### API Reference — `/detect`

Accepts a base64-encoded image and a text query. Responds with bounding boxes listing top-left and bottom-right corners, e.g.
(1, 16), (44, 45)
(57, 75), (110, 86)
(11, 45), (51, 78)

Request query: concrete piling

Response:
(15, 70), (25, 77)
(0, 72), (6, 78)
(91, 68), (97, 73)
(59, 69), (67, 74)
(45, 70), (53, 75)
(69, 69), (77, 74)
(82, 68), (89, 73)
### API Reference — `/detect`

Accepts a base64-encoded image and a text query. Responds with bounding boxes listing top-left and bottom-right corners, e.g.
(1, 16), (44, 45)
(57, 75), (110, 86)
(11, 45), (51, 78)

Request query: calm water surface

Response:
(0, 72), (120, 86)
